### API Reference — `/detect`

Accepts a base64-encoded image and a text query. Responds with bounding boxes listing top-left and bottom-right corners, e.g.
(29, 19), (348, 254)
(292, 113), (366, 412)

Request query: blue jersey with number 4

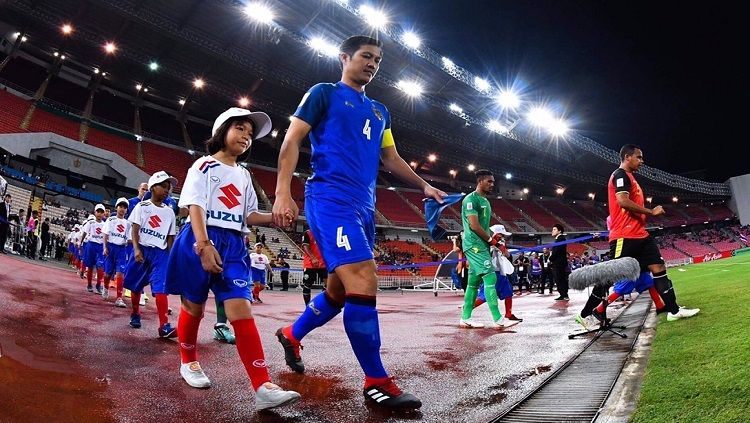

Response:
(294, 82), (395, 208)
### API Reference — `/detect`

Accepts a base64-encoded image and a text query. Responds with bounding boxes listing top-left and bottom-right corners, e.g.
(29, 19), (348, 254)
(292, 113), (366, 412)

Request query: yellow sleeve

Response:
(380, 128), (395, 149)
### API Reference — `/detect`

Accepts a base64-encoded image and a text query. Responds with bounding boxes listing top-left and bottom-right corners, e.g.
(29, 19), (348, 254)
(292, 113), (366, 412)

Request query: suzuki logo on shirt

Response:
(95, 227), (102, 235)
(116, 224), (125, 233)
(218, 184), (242, 209)
(148, 215), (162, 229)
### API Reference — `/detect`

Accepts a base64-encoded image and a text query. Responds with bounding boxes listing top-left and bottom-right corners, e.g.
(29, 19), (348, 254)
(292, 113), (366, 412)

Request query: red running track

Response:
(0, 254), (622, 422)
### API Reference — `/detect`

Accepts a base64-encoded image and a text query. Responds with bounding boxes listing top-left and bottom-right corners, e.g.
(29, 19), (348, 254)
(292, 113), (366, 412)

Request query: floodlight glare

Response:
(474, 77), (490, 91)
(441, 57), (455, 69)
(193, 78), (204, 88)
(104, 42), (117, 54)
(402, 31), (421, 49)
(449, 169), (457, 176)
(238, 97), (250, 107)
(93, 68), (100, 74)
(427, 154), (437, 162)
(149, 61), (159, 71)
(449, 103), (463, 113)
(396, 80), (424, 97)
(271, 129), (279, 138)
(60, 55), (66, 60)
(527, 107), (555, 127)
(135, 84), (142, 90)
(487, 120), (508, 134)
(178, 99), (186, 105)
(359, 5), (388, 28)
(409, 161), (417, 168)
(588, 193), (595, 199)
(244, 3), (274, 24)
(555, 187), (565, 195)
(505, 173), (512, 180)
(61, 24), (73, 34)
(308, 37), (339, 58)
(467, 164), (476, 171)
(522, 188), (529, 194)
(548, 119), (569, 136)
(672, 196), (678, 203)
(53, 51), (59, 57)
(21, 36), (27, 42)
(497, 90), (520, 109)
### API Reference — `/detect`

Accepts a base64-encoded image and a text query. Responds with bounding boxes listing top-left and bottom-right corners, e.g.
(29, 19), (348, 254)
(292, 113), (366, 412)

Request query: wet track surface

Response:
(0, 254), (633, 422)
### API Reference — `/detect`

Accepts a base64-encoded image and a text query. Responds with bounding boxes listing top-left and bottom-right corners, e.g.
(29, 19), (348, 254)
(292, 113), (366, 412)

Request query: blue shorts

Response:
(165, 223), (253, 304)
(67, 242), (76, 254)
(104, 243), (128, 277)
(83, 242), (104, 269)
(250, 267), (266, 285)
(613, 272), (654, 295)
(306, 195), (375, 273)
(123, 245), (168, 294)
(477, 272), (514, 301)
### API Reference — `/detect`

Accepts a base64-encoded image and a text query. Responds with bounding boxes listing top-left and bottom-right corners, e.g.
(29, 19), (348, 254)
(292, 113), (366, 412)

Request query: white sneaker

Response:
(575, 313), (597, 330)
(139, 296), (147, 306)
(101, 287), (109, 300)
(459, 318), (485, 328)
(255, 382), (301, 410)
(667, 307), (700, 322)
(490, 318), (520, 330)
(114, 298), (127, 308)
(180, 361), (211, 388)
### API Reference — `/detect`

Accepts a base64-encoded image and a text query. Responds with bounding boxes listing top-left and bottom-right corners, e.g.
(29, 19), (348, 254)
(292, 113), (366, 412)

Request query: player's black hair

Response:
(553, 223), (565, 232)
(474, 169), (493, 181)
(339, 35), (383, 69)
(4, 194), (10, 199)
(619, 144), (641, 160)
(205, 116), (256, 162)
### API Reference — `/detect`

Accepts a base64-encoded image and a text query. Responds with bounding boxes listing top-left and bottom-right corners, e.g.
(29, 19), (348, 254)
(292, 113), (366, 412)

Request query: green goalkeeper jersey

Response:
(461, 191), (492, 251)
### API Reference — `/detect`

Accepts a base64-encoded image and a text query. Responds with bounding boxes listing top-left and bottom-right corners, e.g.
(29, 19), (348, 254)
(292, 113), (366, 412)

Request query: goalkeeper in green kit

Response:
(459, 170), (520, 329)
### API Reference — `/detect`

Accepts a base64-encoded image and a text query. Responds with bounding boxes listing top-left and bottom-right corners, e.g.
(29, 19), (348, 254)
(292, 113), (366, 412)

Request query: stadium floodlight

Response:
(427, 154), (437, 162)
(556, 187), (565, 195)
(244, 3), (274, 24)
(101, 72), (107, 76)
(104, 42), (117, 54)
(646, 197), (653, 203)
(474, 77), (491, 92)
(271, 129), (278, 138)
(396, 80), (424, 97)
(441, 57), (455, 69)
(527, 107), (555, 128)
(409, 161), (417, 168)
(143, 88), (148, 92)
(308, 37), (339, 58)
(497, 89), (520, 109)
(61, 24), (73, 34)
(523, 188), (529, 194)
(93, 68), (100, 74)
(149, 61), (159, 71)
(505, 172), (512, 180)
(402, 31), (421, 49)
(238, 97), (250, 107)
(449, 169), (457, 177)
(547, 119), (569, 136)
(359, 5), (388, 29)
(13, 32), (20, 38)
(193, 78), (204, 89)
(449, 103), (463, 113)
(178, 99), (186, 105)
(467, 164), (476, 171)
(487, 119), (508, 134)
(588, 192), (595, 199)
(135, 84), (142, 90)
(187, 149), (195, 155)
(60, 55), (66, 60)
(21, 36), (27, 42)
(53, 52), (59, 57)
(672, 196), (678, 203)
(387, 186), (397, 191)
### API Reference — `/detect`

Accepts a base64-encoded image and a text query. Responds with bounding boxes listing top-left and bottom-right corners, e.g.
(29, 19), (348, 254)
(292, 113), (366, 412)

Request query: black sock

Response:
(653, 271), (679, 314)
(302, 285), (311, 307)
(581, 284), (608, 318)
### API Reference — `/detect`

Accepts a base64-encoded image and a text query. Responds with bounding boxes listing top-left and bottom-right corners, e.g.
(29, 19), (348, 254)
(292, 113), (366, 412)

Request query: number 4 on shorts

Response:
(336, 226), (351, 251)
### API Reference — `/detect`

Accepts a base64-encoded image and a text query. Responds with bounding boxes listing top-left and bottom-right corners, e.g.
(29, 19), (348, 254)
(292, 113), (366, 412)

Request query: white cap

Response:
(94, 203), (106, 212)
(490, 224), (512, 236)
(254, 242), (263, 248)
(148, 171), (178, 190)
(115, 197), (129, 207)
(212, 107), (272, 139)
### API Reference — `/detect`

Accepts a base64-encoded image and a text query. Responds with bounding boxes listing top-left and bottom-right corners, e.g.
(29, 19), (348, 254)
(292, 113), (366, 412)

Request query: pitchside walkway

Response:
(0, 254), (648, 422)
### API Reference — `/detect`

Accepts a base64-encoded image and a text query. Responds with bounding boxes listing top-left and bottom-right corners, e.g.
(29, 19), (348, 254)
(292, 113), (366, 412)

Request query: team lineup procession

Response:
(1, 2), (748, 422)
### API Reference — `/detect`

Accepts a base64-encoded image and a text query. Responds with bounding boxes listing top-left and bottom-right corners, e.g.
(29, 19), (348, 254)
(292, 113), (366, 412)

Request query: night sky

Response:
(394, 0), (745, 182)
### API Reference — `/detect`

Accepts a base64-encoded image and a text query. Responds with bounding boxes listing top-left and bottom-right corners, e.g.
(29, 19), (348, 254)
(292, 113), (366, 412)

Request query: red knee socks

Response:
(648, 287), (665, 310)
(131, 292), (141, 315)
(115, 275), (123, 298)
(596, 293), (622, 313)
(178, 308), (202, 364)
(504, 297), (513, 317)
(155, 294), (169, 327)
(232, 318), (271, 391)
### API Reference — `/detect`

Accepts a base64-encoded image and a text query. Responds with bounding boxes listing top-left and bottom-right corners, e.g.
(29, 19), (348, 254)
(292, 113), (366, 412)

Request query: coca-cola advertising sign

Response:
(693, 251), (733, 264)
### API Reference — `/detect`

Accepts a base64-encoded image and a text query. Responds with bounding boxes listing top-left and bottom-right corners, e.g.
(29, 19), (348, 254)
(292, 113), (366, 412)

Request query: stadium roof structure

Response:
(0, 0), (731, 202)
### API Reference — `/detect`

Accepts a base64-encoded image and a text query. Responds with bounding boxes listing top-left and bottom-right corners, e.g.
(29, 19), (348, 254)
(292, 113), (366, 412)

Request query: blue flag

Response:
(424, 193), (464, 241)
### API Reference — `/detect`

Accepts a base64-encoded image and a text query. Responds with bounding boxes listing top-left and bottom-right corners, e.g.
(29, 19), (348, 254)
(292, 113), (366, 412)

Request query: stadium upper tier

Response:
(0, 84), (735, 232)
